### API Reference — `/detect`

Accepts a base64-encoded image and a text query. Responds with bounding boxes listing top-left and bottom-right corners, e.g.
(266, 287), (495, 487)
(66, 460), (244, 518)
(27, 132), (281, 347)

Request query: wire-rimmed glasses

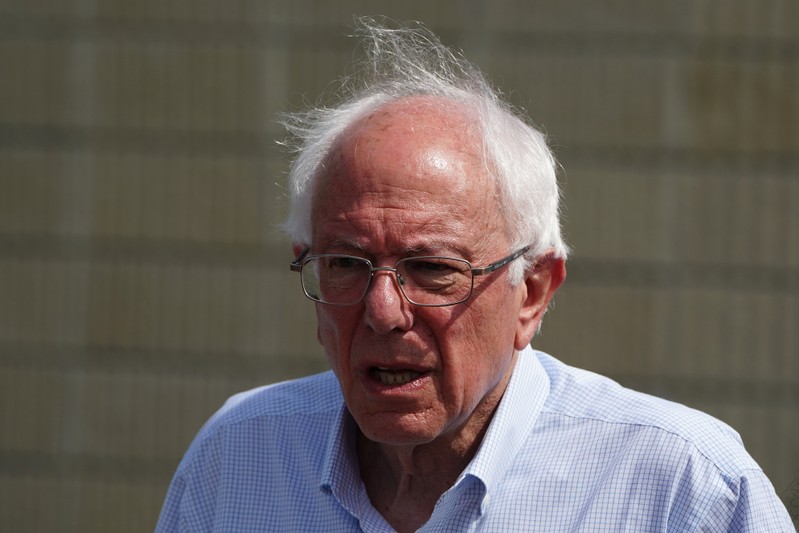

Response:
(290, 245), (530, 307)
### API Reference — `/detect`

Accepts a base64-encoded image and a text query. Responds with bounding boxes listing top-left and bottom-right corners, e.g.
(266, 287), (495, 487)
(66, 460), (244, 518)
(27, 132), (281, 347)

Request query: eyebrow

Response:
(319, 239), (470, 259)
(322, 239), (368, 254)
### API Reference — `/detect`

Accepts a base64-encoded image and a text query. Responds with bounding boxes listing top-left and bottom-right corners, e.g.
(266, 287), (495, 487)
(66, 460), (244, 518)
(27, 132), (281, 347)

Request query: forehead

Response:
(333, 99), (481, 180)
(311, 98), (506, 254)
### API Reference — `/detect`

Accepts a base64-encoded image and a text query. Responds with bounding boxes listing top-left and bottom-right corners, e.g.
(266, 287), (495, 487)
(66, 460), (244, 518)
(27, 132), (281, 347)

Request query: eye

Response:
(327, 256), (364, 269)
(401, 258), (470, 291)
(412, 260), (457, 273)
(404, 259), (459, 276)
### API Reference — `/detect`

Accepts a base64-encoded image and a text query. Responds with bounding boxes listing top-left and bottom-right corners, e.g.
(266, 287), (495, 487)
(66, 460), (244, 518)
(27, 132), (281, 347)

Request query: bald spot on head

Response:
(311, 96), (509, 256)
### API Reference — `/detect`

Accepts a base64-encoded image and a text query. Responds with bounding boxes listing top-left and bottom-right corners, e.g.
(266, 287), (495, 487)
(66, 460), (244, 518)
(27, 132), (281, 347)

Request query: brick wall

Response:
(0, 1), (796, 530)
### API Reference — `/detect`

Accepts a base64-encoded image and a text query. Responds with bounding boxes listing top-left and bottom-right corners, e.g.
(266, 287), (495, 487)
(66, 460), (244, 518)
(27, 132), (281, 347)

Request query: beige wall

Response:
(0, 1), (796, 530)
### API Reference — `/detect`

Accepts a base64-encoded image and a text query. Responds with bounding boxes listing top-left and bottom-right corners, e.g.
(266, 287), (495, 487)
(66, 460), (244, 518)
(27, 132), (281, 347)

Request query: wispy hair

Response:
(281, 17), (568, 283)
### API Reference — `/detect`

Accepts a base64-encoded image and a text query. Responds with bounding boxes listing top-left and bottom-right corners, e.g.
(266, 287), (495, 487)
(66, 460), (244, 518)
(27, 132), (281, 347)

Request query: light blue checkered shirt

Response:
(156, 347), (794, 532)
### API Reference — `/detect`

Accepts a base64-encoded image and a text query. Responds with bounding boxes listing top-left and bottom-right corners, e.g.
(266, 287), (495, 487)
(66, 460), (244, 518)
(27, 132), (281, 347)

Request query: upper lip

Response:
(359, 359), (433, 374)
(354, 339), (437, 374)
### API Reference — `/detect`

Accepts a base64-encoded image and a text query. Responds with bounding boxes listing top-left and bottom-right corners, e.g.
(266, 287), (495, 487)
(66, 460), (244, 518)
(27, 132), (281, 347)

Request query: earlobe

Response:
(514, 256), (566, 350)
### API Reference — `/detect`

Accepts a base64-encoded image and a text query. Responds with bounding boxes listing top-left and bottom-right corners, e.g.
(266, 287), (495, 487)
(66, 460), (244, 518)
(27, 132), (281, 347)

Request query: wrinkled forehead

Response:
(307, 98), (512, 256)
(317, 96), (491, 199)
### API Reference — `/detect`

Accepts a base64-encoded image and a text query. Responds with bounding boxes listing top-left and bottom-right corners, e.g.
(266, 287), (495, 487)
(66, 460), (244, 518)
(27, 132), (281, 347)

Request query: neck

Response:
(356, 354), (517, 533)
(357, 425), (488, 533)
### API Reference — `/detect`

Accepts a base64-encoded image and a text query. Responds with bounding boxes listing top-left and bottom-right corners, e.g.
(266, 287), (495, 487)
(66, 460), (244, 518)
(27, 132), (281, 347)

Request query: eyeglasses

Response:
(290, 245), (530, 307)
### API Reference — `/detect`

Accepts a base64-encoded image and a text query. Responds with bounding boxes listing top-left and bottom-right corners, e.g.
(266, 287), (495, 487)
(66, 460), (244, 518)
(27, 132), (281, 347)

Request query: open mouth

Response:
(370, 367), (422, 386)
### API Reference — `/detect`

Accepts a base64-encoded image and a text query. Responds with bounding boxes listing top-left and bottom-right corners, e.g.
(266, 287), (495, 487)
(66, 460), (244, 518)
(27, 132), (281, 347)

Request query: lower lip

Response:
(363, 369), (430, 394)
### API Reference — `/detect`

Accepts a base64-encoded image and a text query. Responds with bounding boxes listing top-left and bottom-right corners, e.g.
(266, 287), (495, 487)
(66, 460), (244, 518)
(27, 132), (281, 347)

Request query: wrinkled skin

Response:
(297, 96), (565, 531)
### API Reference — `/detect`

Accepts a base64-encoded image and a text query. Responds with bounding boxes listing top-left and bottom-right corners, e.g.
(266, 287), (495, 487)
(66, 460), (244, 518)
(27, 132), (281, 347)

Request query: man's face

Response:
(309, 98), (533, 448)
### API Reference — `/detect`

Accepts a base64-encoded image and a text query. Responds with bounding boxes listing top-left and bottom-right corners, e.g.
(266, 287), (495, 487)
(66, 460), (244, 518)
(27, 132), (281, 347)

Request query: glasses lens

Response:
(397, 256), (473, 306)
(301, 255), (371, 305)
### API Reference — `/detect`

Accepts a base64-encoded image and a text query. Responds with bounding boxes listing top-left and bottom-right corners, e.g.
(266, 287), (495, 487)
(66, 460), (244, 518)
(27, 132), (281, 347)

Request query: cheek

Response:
(315, 307), (358, 366)
(440, 289), (519, 370)
(450, 297), (511, 345)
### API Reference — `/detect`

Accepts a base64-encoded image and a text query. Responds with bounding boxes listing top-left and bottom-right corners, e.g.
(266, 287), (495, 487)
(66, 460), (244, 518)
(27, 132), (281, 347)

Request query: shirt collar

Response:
(320, 401), (394, 530)
(460, 345), (550, 493)
(319, 403), (366, 514)
(319, 346), (551, 512)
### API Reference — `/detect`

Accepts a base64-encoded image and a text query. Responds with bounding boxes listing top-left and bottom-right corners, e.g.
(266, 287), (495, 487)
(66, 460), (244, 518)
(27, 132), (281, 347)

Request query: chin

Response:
(357, 413), (440, 447)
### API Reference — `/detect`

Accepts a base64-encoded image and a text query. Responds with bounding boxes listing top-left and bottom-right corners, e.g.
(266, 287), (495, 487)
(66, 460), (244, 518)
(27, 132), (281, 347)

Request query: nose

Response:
(362, 268), (413, 334)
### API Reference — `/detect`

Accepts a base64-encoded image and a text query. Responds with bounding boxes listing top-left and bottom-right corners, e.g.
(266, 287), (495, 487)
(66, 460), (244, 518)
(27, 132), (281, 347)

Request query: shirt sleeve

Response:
(154, 430), (223, 533)
(154, 474), (186, 533)
(696, 469), (795, 532)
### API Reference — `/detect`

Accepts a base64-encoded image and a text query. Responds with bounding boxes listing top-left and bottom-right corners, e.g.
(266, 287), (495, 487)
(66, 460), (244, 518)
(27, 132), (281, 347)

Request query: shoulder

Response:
(527, 352), (795, 529)
(176, 370), (342, 471)
(204, 370), (343, 428)
(155, 372), (346, 531)
(534, 351), (756, 477)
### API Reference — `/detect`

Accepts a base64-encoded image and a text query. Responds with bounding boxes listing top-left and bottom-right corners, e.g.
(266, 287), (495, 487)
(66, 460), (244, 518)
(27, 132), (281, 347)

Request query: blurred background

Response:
(0, 0), (797, 530)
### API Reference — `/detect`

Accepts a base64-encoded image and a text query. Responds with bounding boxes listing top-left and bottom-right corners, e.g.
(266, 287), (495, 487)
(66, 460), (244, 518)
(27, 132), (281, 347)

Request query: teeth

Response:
(374, 368), (421, 386)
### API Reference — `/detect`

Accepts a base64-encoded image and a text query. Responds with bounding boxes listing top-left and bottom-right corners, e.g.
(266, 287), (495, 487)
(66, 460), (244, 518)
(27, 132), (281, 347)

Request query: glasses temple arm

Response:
(290, 248), (310, 272)
(470, 245), (531, 276)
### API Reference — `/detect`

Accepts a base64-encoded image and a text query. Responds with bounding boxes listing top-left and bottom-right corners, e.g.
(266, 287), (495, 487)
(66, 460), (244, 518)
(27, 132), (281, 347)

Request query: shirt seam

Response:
(538, 407), (763, 479)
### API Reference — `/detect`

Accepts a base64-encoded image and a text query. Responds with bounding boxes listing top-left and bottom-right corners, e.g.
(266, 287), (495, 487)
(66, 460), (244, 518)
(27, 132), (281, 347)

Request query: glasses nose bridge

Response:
(365, 263), (408, 299)
(368, 264), (404, 285)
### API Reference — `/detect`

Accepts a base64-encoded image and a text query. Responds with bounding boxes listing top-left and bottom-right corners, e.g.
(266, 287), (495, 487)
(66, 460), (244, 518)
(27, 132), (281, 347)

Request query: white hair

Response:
(281, 17), (568, 283)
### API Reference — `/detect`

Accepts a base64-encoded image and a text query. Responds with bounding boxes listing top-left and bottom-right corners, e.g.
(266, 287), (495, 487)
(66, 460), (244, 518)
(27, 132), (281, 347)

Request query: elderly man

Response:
(156, 20), (793, 532)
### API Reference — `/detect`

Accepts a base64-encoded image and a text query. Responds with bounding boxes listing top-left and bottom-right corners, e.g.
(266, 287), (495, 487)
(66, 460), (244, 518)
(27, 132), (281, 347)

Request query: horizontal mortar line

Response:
(2, 123), (799, 175)
(0, 450), (176, 483)
(564, 258), (799, 293)
(492, 31), (799, 61)
(0, 340), (796, 408)
(1, 234), (797, 293)
(0, 341), (327, 389)
(557, 145), (799, 176)
(0, 17), (797, 61)
(0, 123), (277, 158)
(609, 373), (799, 408)
(0, 17), (343, 47)
(0, 339), (292, 378)
(0, 233), (289, 268)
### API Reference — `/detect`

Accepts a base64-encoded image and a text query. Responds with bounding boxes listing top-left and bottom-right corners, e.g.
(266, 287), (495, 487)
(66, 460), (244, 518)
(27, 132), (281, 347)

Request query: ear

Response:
(514, 255), (566, 350)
